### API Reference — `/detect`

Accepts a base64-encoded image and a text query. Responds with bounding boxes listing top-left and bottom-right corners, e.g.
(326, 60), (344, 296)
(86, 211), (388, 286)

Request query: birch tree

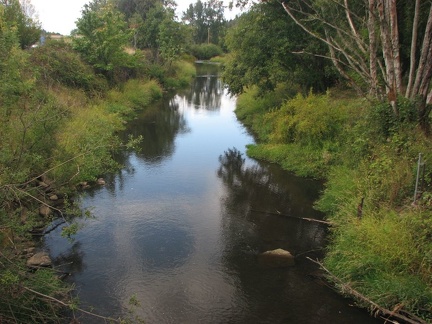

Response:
(236, 0), (432, 126)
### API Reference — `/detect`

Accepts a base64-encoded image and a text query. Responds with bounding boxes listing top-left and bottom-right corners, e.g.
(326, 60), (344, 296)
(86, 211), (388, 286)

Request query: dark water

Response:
(44, 63), (380, 323)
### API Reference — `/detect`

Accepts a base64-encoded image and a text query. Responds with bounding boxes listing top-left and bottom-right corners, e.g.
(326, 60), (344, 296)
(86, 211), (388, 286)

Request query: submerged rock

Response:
(27, 252), (52, 268)
(258, 248), (295, 268)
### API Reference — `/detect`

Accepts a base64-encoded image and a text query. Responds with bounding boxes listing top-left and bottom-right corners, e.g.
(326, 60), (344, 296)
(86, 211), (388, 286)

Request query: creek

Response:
(44, 63), (381, 323)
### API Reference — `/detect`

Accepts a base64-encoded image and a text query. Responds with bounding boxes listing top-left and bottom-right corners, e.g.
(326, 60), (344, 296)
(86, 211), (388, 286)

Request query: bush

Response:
(146, 60), (195, 90)
(50, 104), (124, 184)
(30, 41), (108, 94)
(236, 82), (432, 321)
(106, 79), (163, 116)
(189, 43), (223, 60)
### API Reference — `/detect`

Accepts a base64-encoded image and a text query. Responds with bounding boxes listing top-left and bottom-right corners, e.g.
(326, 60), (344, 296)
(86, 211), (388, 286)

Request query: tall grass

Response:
(235, 85), (432, 321)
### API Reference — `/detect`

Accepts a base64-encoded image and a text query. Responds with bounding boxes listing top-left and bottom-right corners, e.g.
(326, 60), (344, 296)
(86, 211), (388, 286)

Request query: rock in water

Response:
(27, 252), (52, 268)
(258, 248), (295, 268)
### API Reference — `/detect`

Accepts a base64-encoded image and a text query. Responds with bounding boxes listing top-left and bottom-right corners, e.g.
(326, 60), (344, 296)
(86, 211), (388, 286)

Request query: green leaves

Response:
(223, 2), (335, 95)
(182, 0), (226, 45)
(73, 1), (131, 78)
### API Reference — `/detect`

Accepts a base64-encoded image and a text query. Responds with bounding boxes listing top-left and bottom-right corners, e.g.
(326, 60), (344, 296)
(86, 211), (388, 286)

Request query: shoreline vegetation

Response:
(221, 1), (432, 322)
(0, 36), (196, 322)
(2, 0), (432, 322)
(234, 85), (432, 323)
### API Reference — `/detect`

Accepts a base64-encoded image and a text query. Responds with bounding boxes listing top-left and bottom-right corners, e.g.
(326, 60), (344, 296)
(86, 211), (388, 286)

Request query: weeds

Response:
(236, 86), (432, 321)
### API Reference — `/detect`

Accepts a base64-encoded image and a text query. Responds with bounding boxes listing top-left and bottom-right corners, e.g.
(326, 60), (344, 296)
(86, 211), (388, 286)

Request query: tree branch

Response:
(306, 257), (429, 324)
(22, 286), (122, 323)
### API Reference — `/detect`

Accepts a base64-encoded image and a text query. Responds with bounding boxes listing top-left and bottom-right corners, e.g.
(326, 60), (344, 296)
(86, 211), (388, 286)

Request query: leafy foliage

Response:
(189, 43), (223, 60)
(1, 0), (41, 49)
(223, 1), (337, 95)
(182, 0), (226, 45)
(73, 1), (132, 79)
(30, 40), (108, 93)
(236, 82), (432, 320)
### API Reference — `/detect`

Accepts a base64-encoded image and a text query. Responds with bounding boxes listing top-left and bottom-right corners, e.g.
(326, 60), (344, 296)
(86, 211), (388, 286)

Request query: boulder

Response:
(39, 205), (52, 217)
(258, 248), (295, 268)
(27, 252), (52, 268)
(97, 178), (106, 185)
(79, 182), (90, 189)
(38, 181), (50, 189)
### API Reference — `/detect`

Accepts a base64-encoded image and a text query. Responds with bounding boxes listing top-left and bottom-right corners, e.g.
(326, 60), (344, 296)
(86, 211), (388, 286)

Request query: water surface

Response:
(44, 63), (380, 323)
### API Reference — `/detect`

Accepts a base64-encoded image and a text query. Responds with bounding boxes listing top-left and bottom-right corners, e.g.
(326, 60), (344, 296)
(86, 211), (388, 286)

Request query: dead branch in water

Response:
(306, 257), (429, 324)
(252, 209), (332, 225)
(22, 286), (122, 323)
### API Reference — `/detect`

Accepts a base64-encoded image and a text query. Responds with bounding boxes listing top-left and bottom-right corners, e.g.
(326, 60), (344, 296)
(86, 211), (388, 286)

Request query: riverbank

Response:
(235, 85), (432, 323)
(0, 39), (195, 322)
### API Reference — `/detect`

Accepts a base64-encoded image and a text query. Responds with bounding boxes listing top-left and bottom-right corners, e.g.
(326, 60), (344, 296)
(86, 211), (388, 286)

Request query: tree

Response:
(224, 2), (336, 95)
(158, 10), (187, 63)
(116, 0), (176, 20)
(235, 0), (432, 127)
(73, 0), (131, 79)
(133, 3), (187, 63)
(1, 0), (40, 48)
(182, 0), (226, 45)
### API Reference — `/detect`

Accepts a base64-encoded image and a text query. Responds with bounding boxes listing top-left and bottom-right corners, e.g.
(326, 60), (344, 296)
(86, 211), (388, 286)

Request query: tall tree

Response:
(182, 0), (226, 44)
(116, 0), (175, 20)
(224, 2), (336, 95)
(1, 0), (40, 48)
(73, 0), (131, 79)
(133, 2), (186, 62)
(282, 0), (432, 121)
(235, 0), (432, 126)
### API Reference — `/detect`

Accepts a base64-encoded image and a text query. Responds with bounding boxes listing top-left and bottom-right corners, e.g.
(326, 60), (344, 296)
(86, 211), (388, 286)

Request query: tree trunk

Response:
(405, 0), (420, 97)
(389, 0), (402, 93)
(377, 0), (398, 115)
(368, 0), (378, 98)
(411, 4), (432, 100)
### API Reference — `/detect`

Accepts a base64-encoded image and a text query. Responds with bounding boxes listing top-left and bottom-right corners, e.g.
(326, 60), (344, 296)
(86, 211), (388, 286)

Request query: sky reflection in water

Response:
(44, 63), (380, 324)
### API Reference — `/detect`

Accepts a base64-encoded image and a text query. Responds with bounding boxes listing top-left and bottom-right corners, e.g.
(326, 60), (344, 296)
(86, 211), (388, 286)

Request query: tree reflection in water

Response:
(217, 147), (327, 257)
(216, 148), (333, 323)
(52, 241), (85, 276)
(182, 63), (222, 111)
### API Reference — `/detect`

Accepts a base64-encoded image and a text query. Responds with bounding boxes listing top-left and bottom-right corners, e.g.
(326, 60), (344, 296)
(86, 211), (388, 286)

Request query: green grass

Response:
(235, 85), (432, 321)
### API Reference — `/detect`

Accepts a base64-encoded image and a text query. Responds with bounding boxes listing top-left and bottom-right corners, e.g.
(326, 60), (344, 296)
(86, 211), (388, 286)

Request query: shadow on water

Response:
(43, 62), (383, 324)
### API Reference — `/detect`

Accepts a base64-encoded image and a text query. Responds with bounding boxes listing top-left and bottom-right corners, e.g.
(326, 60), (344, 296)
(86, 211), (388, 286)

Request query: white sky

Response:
(31, 0), (241, 35)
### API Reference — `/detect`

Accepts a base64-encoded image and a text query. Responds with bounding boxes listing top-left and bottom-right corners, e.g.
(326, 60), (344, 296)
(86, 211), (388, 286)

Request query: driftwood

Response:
(252, 209), (332, 225)
(306, 257), (429, 324)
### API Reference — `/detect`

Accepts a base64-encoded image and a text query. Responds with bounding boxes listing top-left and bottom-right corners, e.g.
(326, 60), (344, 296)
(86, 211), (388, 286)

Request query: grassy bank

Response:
(236, 85), (432, 322)
(0, 40), (195, 322)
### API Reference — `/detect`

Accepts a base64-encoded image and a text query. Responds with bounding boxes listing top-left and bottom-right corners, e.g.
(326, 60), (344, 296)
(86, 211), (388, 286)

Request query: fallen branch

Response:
(306, 257), (429, 324)
(22, 286), (122, 323)
(252, 209), (332, 225)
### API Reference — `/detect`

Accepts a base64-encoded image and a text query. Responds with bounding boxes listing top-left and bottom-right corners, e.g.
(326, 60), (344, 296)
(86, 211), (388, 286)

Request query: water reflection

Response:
(216, 148), (372, 324)
(42, 63), (381, 324)
(120, 96), (189, 164)
(181, 63), (223, 111)
(129, 219), (195, 271)
(52, 241), (85, 274)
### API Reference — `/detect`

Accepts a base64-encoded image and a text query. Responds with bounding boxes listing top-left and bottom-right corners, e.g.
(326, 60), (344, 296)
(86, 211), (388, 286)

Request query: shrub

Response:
(30, 41), (108, 94)
(50, 104), (124, 183)
(189, 43), (223, 60)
